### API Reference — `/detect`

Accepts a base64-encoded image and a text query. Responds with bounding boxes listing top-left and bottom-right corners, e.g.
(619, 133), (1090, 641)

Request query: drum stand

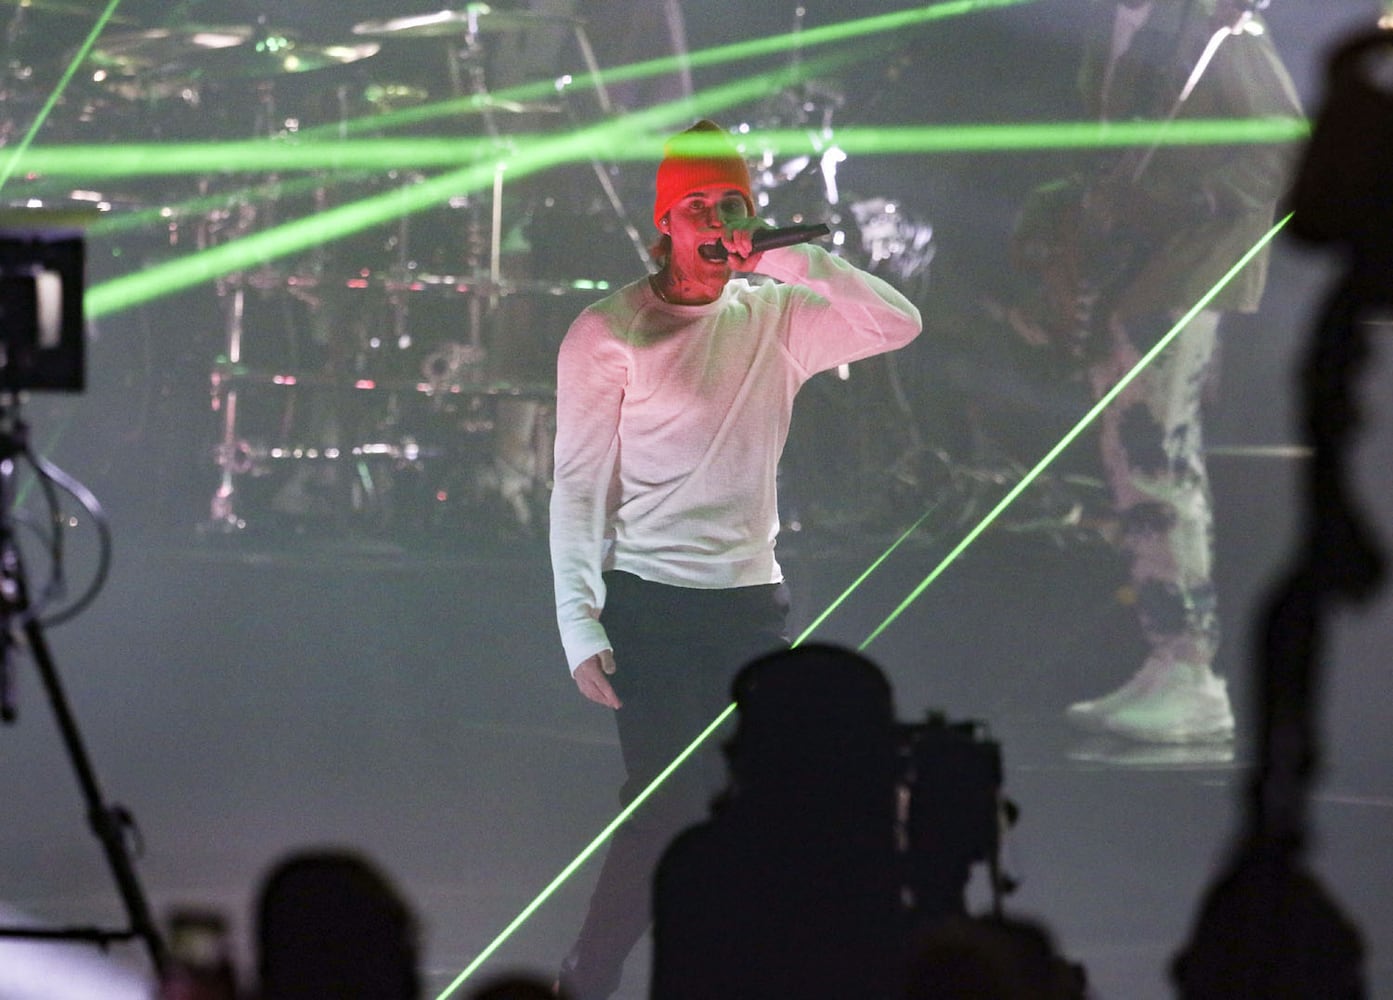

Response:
(207, 274), (252, 534)
(0, 401), (166, 975)
(205, 77), (287, 536)
(200, 8), (637, 541)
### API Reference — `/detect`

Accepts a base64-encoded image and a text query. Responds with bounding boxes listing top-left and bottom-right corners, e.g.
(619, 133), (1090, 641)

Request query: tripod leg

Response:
(19, 613), (167, 974)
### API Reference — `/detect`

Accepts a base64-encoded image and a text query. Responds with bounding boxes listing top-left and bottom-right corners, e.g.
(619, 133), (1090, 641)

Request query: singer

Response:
(548, 118), (922, 999)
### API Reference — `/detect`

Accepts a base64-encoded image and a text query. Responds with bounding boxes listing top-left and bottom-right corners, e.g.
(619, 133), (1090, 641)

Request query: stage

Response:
(1, 424), (1390, 999)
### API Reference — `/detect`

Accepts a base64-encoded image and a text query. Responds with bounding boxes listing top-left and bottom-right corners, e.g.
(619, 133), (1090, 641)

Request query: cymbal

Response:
(216, 38), (381, 80)
(0, 197), (108, 230)
(88, 25), (255, 76)
(283, 270), (610, 298)
(0, 0), (133, 20)
(88, 26), (379, 90)
(348, 82), (558, 116)
(361, 81), (431, 112)
(352, 4), (583, 39)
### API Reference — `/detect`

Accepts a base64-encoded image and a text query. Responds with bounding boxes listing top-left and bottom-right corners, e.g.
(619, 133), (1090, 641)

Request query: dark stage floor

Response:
(0, 428), (1389, 1000)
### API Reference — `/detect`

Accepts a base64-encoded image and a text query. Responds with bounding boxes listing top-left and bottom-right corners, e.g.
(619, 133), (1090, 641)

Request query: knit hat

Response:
(652, 119), (755, 228)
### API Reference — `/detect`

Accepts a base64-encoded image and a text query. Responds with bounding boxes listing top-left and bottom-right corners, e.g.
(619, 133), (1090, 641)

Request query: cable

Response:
(26, 449), (113, 628)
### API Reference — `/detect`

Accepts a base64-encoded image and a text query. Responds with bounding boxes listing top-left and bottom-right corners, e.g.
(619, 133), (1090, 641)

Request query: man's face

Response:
(663, 185), (751, 265)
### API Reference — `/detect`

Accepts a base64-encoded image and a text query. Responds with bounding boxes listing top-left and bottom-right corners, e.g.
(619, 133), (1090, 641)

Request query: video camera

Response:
(896, 712), (1013, 920)
(0, 229), (85, 393)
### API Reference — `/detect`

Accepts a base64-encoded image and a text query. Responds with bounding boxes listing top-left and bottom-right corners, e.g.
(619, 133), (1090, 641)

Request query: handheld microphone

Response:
(697, 223), (831, 262)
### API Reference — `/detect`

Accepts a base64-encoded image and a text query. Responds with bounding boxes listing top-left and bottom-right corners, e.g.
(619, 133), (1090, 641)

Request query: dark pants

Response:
(560, 571), (790, 999)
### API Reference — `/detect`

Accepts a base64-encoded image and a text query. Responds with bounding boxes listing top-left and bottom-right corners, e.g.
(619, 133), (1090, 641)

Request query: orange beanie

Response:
(652, 119), (755, 228)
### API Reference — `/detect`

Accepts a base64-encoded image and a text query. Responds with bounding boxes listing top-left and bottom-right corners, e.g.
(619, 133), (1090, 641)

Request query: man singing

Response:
(548, 119), (922, 998)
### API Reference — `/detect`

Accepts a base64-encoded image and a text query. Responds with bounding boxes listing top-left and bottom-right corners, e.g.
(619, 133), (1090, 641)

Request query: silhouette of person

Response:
(1173, 849), (1365, 999)
(253, 848), (420, 1000)
(649, 643), (909, 999)
(903, 914), (1087, 1000)
(469, 972), (565, 999)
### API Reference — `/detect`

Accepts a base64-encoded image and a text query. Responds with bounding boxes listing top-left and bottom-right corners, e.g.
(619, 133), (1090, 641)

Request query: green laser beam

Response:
(574, 0), (1038, 95)
(84, 47), (876, 319)
(79, 109), (1301, 315)
(0, 0), (123, 503)
(84, 174), (343, 239)
(433, 701), (738, 1000)
(8, 138), (502, 178)
(859, 214), (1294, 651)
(311, 0), (1040, 143)
(67, 113), (1301, 270)
(5, 118), (1308, 179)
(750, 117), (1310, 155)
(83, 165), (480, 318)
(791, 506), (942, 647)
(0, 0), (126, 193)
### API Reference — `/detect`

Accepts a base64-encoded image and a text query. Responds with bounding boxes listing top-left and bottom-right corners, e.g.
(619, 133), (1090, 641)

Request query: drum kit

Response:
(0, 2), (646, 544)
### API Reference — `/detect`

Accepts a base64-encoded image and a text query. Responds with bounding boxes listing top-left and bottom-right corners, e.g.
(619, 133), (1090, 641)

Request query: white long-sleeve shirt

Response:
(549, 244), (922, 672)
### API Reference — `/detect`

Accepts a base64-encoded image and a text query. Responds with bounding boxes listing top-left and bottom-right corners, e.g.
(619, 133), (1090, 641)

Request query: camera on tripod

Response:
(0, 228), (85, 393)
(0, 225), (166, 969)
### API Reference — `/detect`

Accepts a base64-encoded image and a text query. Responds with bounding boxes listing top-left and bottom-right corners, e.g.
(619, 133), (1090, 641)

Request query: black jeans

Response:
(560, 571), (790, 999)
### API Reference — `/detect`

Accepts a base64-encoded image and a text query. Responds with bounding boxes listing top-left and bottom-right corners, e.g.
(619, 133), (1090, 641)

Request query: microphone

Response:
(697, 223), (831, 262)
